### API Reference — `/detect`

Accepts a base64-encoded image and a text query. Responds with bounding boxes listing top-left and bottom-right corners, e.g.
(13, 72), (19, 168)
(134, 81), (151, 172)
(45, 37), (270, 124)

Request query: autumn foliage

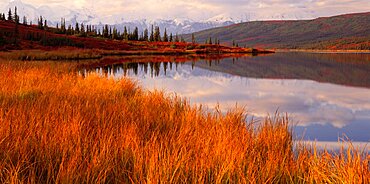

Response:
(0, 60), (368, 183)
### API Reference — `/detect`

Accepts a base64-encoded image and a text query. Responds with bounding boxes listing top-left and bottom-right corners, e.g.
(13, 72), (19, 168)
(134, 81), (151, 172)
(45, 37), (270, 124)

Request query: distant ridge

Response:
(184, 12), (370, 50)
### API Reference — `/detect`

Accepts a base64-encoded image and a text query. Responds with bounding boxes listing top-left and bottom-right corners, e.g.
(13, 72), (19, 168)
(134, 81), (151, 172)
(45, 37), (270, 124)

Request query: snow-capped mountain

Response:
(1, 0), (237, 34)
(1, 0), (317, 34)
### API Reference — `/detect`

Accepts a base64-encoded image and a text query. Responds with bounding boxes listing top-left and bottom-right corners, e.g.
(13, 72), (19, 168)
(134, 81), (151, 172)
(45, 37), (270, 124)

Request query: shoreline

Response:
(0, 48), (275, 61)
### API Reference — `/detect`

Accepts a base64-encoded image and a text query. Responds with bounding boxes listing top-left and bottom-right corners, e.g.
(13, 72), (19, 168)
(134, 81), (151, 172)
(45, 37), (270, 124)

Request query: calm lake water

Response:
(83, 52), (370, 144)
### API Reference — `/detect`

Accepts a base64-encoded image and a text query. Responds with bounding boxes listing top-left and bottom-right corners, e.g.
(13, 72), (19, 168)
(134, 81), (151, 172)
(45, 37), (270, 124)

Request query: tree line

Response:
(1, 6), (228, 47)
(1, 6), (190, 43)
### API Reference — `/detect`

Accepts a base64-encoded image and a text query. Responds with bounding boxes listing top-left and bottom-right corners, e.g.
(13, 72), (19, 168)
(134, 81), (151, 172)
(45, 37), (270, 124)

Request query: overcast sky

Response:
(3, 0), (370, 21)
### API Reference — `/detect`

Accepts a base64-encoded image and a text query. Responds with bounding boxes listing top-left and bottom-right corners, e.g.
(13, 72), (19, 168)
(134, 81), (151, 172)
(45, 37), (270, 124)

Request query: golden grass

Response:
(0, 60), (368, 183)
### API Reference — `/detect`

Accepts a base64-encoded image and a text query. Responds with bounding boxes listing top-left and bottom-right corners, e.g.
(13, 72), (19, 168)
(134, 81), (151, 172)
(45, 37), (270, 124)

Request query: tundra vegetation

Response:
(0, 60), (368, 183)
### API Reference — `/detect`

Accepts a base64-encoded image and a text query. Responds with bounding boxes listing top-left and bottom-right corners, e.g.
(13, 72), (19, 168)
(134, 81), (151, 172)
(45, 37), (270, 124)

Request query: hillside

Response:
(0, 20), (271, 57)
(184, 12), (370, 50)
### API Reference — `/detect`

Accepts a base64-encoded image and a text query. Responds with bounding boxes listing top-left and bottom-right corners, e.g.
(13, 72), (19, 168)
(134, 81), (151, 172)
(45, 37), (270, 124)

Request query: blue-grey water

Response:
(84, 52), (370, 146)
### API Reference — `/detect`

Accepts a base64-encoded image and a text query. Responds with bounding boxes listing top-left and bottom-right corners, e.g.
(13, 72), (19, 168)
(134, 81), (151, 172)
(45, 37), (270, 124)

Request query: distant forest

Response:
(0, 6), (227, 47)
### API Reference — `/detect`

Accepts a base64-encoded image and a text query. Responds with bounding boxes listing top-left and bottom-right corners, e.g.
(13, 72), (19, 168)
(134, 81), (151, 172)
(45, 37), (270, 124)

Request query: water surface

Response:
(83, 53), (370, 143)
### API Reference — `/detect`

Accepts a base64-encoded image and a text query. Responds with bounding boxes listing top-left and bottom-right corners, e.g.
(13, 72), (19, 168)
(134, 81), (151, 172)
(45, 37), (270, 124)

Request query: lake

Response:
(82, 52), (370, 146)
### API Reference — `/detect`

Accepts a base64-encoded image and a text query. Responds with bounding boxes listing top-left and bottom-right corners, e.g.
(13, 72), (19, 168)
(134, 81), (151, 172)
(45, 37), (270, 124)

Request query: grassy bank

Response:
(0, 60), (368, 183)
(0, 47), (273, 61)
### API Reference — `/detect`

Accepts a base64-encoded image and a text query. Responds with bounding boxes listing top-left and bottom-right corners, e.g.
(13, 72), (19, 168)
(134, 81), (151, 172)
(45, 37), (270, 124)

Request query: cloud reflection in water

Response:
(88, 53), (370, 141)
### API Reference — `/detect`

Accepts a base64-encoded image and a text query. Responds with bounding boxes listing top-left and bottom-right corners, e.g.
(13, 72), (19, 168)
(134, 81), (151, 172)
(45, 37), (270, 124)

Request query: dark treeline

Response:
(0, 6), (192, 44)
(0, 6), (226, 49)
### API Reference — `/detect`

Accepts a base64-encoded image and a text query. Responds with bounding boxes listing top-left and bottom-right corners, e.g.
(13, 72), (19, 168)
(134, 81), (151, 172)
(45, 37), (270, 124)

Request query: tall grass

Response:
(0, 60), (368, 183)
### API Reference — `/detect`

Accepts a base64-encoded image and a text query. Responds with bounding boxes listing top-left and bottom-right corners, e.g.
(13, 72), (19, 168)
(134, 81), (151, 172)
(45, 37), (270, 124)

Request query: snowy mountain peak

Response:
(207, 14), (234, 23)
(1, 1), (237, 34)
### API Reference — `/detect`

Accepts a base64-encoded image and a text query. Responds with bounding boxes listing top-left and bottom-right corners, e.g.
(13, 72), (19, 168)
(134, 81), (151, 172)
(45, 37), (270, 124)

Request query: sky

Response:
(2, 0), (370, 21)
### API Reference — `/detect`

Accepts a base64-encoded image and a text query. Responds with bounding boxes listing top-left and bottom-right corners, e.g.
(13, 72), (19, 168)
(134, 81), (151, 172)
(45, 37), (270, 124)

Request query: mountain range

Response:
(1, 0), (236, 34)
(1, 0), (320, 34)
(183, 12), (370, 49)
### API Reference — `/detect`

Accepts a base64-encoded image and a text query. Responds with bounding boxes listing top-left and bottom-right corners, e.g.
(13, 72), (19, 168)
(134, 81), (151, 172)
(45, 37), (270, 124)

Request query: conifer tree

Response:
(169, 33), (173, 42)
(7, 8), (12, 21)
(14, 7), (19, 24)
(149, 25), (154, 42)
(67, 25), (72, 35)
(133, 27), (139, 40)
(143, 28), (149, 41)
(154, 26), (161, 42)
(123, 26), (128, 40)
(22, 16), (27, 25)
(103, 24), (109, 38)
(38, 16), (43, 29)
(81, 23), (86, 36)
(61, 18), (66, 34)
(109, 27), (112, 38)
(75, 22), (80, 34)
(208, 37), (212, 45)
(44, 19), (47, 29)
(191, 33), (195, 44)
(163, 28), (168, 42)
(113, 27), (118, 39)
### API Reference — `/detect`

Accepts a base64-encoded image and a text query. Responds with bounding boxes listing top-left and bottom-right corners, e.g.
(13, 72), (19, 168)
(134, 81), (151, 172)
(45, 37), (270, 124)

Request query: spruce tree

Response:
(14, 7), (19, 24)
(81, 23), (86, 36)
(149, 25), (154, 42)
(21, 16), (26, 25)
(143, 28), (149, 41)
(61, 18), (66, 34)
(163, 28), (168, 42)
(38, 16), (43, 29)
(154, 26), (161, 42)
(113, 27), (118, 39)
(123, 26), (128, 40)
(133, 27), (139, 40)
(191, 33), (195, 44)
(75, 22), (80, 34)
(169, 33), (173, 42)
(103, 24), (109, 38)
(44, 20), (47, 29)
(67, 25), (72, 35)
(7, 8), (12, 21)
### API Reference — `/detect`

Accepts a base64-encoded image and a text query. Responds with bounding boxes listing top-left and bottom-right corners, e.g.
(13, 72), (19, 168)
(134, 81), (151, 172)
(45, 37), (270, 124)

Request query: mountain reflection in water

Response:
(81, 53), (370, 142)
